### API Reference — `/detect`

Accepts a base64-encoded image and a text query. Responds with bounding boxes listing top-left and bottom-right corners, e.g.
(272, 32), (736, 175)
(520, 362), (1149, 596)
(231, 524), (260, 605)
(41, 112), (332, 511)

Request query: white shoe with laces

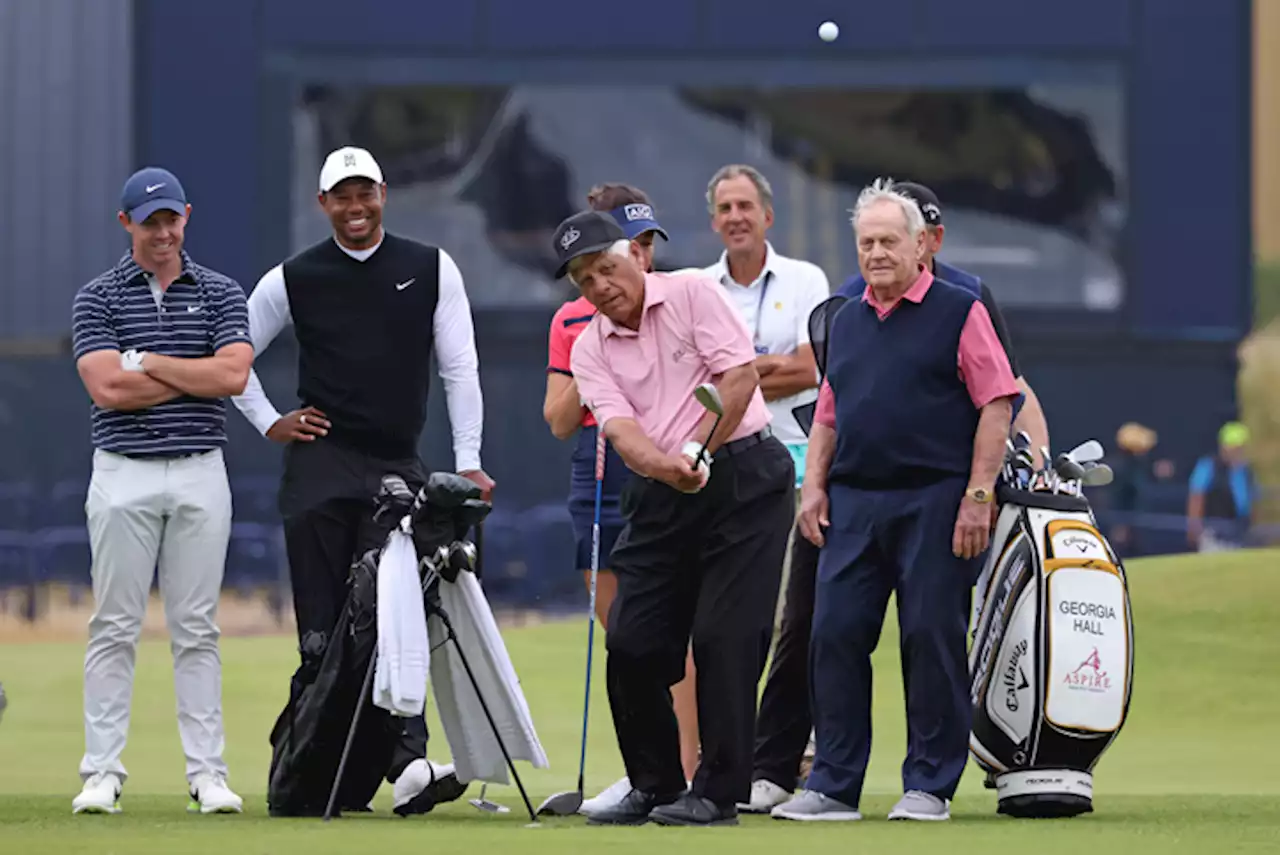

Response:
(888, 789), (950, 821)
(737, 779), (791, 813)
(73, 772), (123, 815)
(579, 776), (693, 817)
(188, 772), (243, 814)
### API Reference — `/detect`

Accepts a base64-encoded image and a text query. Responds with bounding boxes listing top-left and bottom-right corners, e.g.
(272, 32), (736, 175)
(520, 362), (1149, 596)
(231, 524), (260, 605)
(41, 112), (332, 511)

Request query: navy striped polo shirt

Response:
(71, 251), (251, 457)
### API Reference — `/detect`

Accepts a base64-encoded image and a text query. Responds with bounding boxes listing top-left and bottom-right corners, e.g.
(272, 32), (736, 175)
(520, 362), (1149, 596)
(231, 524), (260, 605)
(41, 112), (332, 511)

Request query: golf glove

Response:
(120, 349), (147, 372)
(680, 441), (712, 492)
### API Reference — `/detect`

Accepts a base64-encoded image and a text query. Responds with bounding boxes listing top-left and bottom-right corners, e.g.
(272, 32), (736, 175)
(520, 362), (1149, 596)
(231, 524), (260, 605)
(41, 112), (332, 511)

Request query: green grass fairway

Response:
(2, 549), (1278, 853)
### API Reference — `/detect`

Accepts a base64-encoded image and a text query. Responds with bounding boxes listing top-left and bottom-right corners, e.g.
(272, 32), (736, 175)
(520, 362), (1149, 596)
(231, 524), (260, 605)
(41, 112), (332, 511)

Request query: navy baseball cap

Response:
(551, 210), (629, 280)
(894, 181), (943, 226)
(609, 202), (670, 241)
(121, 167), (188, 223)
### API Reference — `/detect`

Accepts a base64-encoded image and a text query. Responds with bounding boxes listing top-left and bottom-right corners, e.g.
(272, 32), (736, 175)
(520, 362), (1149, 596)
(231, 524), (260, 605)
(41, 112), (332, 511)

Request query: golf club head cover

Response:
(373, 475), (415, 524)
(419, 472), (483, 509)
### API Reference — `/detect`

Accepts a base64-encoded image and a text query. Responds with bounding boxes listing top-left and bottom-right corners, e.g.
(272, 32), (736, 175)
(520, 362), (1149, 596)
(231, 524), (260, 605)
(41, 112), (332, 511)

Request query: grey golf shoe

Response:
(770, 790), (862, 821)
(888, 790), (950, 821)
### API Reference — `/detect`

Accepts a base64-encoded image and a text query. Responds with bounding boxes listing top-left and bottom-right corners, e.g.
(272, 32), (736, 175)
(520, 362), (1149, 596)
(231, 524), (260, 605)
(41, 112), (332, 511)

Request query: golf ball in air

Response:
(818, 21), (839, 42)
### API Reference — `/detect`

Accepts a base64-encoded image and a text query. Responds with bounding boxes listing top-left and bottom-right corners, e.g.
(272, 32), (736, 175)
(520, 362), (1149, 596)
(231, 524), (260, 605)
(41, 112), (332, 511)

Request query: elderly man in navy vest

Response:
(835, 181), (1049, 463)
(772, 179), (1019, 823)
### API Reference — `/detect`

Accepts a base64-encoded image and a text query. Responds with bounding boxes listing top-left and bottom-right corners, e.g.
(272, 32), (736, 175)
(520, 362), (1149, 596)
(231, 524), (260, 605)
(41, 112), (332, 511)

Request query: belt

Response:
(712, 426), (773, 461)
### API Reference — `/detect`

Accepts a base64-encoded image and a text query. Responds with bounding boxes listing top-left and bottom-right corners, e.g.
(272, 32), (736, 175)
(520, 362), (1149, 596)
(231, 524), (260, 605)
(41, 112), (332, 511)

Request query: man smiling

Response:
(232, 146), (491, 817)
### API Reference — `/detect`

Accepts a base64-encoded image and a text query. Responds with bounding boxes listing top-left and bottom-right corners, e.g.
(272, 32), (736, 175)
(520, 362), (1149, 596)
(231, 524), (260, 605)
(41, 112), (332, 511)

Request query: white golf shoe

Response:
(888, 790), (950, 821)
(393, 759), (467, 817)
(579, 776), (633, 817)
(188, 772), (243, 814)
(771, 789), (862, 821)
(737, 779), (791, 813)
(580, 776), (693, 817)
(72, 772), (123, 815)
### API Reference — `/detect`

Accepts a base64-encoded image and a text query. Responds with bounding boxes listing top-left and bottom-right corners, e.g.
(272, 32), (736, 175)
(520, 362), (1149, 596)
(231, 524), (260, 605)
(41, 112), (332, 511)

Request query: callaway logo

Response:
(623, 203), (654, 222)
(560, 226), (581, 250)
(395, 278), (416, 291)
(145, 183), (166, 193)
(1061, 535), (1095, 553)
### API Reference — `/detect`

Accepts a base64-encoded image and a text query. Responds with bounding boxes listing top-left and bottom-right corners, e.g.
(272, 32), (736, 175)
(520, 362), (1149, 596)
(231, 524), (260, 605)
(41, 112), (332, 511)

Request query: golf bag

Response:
(267, 473), (491, 817)
(968, 484), (1134, 818)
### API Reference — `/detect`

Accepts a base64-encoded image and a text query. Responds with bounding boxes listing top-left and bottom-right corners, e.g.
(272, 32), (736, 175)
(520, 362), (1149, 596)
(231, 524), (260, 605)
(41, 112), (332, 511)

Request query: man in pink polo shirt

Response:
(772, 179), (1018, 824)
(550, 210), (795, 828)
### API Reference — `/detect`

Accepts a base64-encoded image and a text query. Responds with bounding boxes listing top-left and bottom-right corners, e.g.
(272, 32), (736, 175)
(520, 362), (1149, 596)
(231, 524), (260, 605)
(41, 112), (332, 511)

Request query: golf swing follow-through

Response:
(537, 382), (725, 818)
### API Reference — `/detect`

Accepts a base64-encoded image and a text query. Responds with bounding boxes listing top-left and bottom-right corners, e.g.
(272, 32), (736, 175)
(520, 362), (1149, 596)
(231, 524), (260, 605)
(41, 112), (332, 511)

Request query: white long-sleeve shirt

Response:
(231, 237), (484, 472)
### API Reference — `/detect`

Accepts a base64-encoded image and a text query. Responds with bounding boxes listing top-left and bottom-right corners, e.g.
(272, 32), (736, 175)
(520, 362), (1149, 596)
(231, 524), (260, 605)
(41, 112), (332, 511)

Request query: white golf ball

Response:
(818, 21), (839, 42)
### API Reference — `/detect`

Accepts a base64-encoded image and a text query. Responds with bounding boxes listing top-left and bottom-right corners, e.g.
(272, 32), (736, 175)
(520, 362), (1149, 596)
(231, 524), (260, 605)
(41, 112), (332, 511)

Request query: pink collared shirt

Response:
(570, 271), (772, 457)
(814, 267), (1018, 428)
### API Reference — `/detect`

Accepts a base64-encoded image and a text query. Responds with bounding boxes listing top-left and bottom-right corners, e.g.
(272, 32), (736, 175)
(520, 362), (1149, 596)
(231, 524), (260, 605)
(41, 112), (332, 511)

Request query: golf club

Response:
(1066, 439), (1105, 464)
(535, 431), (607, 818)
(470, 783), (511, 814)
(1081, 463), (1115, 487)
(1054, 453), (1088, 484)
(693, 383), (725, 466)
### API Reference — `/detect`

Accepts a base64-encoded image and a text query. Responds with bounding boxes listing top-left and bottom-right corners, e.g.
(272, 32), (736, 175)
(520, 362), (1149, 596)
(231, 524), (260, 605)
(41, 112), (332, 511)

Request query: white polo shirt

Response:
(703, 242), (831, 448)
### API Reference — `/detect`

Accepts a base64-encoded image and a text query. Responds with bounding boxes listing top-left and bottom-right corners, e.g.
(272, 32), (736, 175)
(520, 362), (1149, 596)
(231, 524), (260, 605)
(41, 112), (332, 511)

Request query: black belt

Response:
(712, 426), (774, 461)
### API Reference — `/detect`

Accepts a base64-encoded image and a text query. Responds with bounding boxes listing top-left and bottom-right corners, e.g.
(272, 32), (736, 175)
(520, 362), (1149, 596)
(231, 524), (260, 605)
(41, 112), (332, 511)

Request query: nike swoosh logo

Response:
(396, 278), (416, 291)
(145, 183), (166, 193)
(187, 305), (202, 313)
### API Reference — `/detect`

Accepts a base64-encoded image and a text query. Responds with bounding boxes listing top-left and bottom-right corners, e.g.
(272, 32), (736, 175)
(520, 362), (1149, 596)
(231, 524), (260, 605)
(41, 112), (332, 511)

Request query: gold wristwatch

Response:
(966, 485), (994, 504)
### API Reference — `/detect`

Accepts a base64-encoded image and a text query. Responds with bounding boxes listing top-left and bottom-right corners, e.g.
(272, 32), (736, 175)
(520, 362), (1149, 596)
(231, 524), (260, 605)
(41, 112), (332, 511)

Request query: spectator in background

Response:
(1109, 422), (1159, 558)
(1187, 422), (1258, 552)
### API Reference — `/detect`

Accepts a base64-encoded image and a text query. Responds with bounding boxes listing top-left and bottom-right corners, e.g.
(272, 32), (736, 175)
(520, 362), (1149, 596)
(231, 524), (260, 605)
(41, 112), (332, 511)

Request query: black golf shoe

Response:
(649, 792), (739, 827)
(585, 788), (681, 826)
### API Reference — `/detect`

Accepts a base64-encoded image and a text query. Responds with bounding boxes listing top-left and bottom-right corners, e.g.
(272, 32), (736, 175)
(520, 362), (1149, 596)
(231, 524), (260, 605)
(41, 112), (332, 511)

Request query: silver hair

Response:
(568, 239), (632, 285)
(705, 164), (774, 214)
(850, 178), (926, 237)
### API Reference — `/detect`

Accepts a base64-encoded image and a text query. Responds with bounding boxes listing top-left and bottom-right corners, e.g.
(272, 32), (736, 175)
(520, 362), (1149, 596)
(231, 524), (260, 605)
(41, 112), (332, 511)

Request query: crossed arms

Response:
(72, 283), (252, 411)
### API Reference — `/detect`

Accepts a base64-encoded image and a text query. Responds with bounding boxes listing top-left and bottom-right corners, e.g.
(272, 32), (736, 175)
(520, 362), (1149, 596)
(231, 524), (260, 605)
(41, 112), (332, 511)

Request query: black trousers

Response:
(752, 528), (820, 790)
(278, 438), (430, 783)
(605, 436), (795, 807)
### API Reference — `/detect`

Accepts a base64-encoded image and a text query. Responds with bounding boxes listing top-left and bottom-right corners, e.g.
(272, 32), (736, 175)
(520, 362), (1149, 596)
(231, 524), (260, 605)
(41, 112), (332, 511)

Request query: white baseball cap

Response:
(319, 146), (384, 193)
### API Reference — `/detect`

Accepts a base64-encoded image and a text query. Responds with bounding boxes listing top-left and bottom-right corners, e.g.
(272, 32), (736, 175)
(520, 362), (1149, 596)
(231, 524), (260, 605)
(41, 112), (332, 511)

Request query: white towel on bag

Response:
(372, 529), (429, 717)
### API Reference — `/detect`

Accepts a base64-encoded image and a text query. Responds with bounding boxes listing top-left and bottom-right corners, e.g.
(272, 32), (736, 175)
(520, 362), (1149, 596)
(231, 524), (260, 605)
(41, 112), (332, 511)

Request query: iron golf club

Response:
(692, 382), (724, 466)
(1066, 439), (1105, 464)
(535, 431), (608, 818)
(1081, 463), (1114, 487)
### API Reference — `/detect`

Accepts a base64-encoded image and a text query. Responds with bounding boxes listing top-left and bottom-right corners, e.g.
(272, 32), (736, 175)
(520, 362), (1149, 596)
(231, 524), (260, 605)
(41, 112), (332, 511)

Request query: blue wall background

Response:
(0, 0), (1250, 605)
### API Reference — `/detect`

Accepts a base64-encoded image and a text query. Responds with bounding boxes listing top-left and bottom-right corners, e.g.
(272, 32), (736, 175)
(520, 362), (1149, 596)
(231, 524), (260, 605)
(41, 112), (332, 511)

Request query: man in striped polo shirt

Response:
(70, 167), (253, 816)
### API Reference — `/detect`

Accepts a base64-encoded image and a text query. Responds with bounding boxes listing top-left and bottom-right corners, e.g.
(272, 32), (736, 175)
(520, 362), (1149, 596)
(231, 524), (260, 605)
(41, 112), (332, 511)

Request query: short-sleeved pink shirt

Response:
(570, 271), (772, 457)
(546, 295), (599, 429)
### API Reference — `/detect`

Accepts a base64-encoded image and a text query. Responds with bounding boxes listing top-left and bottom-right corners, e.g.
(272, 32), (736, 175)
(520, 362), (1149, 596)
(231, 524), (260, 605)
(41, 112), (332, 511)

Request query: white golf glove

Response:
(120, 349), (147, 373)
(680, 441), (712, 493)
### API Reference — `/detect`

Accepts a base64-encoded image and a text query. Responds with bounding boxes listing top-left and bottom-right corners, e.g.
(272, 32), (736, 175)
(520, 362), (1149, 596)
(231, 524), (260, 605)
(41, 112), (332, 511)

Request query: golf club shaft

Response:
(696, 413), (724, 465)
(578, 432), (606, 793)
(436, 609), (537, 822)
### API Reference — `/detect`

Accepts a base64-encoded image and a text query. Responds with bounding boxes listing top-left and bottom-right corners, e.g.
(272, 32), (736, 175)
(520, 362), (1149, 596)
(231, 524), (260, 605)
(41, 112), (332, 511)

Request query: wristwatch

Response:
(966, 485), (994, 504)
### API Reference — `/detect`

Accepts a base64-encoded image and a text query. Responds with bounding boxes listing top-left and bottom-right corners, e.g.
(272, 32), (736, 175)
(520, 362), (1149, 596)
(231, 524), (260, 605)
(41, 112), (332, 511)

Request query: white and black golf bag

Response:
(968, 484), (1134, 818)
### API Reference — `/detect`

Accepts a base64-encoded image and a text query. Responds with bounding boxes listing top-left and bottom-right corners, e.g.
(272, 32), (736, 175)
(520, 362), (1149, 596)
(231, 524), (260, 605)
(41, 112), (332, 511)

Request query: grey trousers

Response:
(80, 448), (232, 784)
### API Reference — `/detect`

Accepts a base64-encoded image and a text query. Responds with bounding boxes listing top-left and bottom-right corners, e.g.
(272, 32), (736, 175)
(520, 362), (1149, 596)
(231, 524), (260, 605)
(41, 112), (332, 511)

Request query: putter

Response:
(470, 783), (511, 814)
(535, 431), (608, 818)
(693, 383), (725, 466)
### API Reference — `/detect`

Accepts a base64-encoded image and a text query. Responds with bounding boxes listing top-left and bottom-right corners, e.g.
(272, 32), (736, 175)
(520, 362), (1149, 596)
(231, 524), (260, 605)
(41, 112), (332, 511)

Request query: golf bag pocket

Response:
(969, 504), (1134, 819)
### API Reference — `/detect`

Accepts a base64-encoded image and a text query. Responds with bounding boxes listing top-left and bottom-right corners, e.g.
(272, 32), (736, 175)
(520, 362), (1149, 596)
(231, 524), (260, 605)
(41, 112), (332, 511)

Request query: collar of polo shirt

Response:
(597, 272), (668, 338)
(712, 241), (779, 289)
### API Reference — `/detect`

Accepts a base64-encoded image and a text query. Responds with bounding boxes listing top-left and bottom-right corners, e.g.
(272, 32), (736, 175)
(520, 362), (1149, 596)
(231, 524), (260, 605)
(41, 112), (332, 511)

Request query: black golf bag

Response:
(968, 484), (1135, 818)
(267, 473), (492, 817)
